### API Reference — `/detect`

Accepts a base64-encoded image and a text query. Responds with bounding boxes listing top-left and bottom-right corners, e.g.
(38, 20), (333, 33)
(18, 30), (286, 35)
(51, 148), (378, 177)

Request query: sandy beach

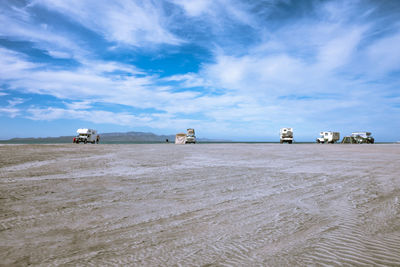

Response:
(1, 143), (400, 266)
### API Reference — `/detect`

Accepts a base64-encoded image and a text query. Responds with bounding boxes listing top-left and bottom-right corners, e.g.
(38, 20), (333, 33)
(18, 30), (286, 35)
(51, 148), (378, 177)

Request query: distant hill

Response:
(0, 131), (226, 143)
(101, 131), (176, 142)
(2, 136), (75, 144)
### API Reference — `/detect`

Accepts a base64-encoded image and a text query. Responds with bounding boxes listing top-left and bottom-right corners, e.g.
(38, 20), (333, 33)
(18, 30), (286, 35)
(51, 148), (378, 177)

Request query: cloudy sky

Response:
(0, 0), (399, 141)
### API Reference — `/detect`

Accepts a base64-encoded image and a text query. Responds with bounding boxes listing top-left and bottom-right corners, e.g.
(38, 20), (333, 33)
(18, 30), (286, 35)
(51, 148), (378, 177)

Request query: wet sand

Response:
(1, 144), (400, 266)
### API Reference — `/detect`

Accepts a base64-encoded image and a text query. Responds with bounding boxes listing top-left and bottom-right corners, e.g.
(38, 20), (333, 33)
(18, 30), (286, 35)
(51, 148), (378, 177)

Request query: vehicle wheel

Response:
(317, 139), (320, 143)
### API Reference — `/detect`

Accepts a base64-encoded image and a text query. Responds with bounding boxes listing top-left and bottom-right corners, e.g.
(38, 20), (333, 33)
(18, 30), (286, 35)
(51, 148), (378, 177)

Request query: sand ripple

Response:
(1, 144), (400, 265)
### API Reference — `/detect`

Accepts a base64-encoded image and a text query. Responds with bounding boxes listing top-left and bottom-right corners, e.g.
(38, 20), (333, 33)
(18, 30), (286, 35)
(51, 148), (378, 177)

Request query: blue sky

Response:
(0, 0), (399, 141)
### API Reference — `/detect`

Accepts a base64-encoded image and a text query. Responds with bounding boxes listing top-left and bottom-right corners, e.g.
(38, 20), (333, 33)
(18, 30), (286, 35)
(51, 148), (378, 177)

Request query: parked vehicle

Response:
(175, 133), (186, 145)
(73, 128), (99, 144)
(341, 132), (374, 144)
(316, 131), (340, 143)
(186, 128), (196, 144)
(280, 128), (293, 144)
(351, 132), (374, 144)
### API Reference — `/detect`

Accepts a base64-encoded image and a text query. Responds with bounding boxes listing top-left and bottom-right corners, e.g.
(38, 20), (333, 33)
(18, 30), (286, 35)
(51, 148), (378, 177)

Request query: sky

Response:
(0, 0), (399, 141)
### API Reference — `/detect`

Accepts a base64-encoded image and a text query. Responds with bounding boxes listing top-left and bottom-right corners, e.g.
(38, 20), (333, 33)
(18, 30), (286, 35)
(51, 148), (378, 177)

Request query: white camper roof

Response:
(77, 128), (96, 134)
(352, 132), (371, 137)
(320, 131), (338, 134)
(280, 128), (293, 132)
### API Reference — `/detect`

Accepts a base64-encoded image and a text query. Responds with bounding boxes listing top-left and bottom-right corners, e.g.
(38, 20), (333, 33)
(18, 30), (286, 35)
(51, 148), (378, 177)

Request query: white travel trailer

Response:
(175, 133), (186, 145)
(74, 128), (99, 144)
(316, 131), (340, 143)
(280, 128), (293, 144)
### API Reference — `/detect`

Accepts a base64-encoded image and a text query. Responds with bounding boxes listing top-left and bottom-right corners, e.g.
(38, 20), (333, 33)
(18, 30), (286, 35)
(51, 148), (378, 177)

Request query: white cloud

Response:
(0, 107), (20, 118)
(7, 97), (26, 107)
(0, 97), (26, 118)
(27, 107), (152, 126)
(317, 27), (366, 70)
(0, 7), (89, 61)
(365, 33), (400, 75)
(163, 73), (211, 88)
(46, 50), (72, 59)
(171, 0), (255, 26)
(0, 48), (155, 105)
(0, 47), (204, 117)
(170, 0), (213, 17)
(32, 0), (182, 46)
(0, 48), (38, 78)
(63, 101), (93, 110)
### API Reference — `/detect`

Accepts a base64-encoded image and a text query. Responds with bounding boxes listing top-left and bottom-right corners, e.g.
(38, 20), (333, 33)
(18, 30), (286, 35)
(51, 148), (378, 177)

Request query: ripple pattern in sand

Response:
(1, 144), (400, 266)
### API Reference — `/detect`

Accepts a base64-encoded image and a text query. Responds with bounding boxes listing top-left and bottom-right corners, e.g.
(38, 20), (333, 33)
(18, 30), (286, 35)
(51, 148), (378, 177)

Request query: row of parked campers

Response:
(73, 128), (100, 144)
(317, 132), (375, 144)
(280, 128), (374, 144)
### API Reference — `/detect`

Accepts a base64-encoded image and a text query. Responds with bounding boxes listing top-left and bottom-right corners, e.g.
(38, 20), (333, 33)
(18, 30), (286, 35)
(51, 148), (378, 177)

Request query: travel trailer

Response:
(186, 128), (196, 144)
(73, 128), (99, 144)
(316, 131), (340, 144)
(175, 133), (186, 145)
(280, 128), (293, 144)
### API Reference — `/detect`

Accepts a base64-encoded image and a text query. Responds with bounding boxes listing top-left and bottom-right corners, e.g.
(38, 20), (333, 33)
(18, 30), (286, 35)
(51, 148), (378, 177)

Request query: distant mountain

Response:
(0, 131), (227, 143)
(2, 136), (75, 144)
(100, 131), (175, 142)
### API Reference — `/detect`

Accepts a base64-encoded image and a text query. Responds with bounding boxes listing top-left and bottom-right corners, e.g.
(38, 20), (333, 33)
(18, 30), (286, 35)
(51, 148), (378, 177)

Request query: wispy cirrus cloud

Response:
(0, 3), (89, 61)
(170, 0), (256, 26)
(27, 106), (152, 126)
(364, 32), (400, 76)
(31, 0), (182, 46)
(0, 96), (26, 118)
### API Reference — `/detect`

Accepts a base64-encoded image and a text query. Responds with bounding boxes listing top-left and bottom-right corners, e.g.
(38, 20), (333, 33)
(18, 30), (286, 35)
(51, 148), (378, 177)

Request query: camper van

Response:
(74, 128), (99, 144)
(351, 132), (374, 144)
(186, 128), (196, 144)
(280, 128), (293, 144)
(341, 132), (375, 144)
(316, 131), (340, 144)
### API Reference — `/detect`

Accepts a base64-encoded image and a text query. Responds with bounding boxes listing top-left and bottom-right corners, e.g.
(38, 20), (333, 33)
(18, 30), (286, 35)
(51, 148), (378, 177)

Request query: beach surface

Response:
(1, 143), (400, 266)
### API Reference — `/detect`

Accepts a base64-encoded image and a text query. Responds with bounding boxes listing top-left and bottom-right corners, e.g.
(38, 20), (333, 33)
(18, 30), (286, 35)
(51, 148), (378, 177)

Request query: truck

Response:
(73, 128), (99, 144)
(280, 128), (293, 144)
(351, 132), (374, 144)
(341, 132), (374, 144)
(316, 131), (340, 144)
(186, 128), (196, 144)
